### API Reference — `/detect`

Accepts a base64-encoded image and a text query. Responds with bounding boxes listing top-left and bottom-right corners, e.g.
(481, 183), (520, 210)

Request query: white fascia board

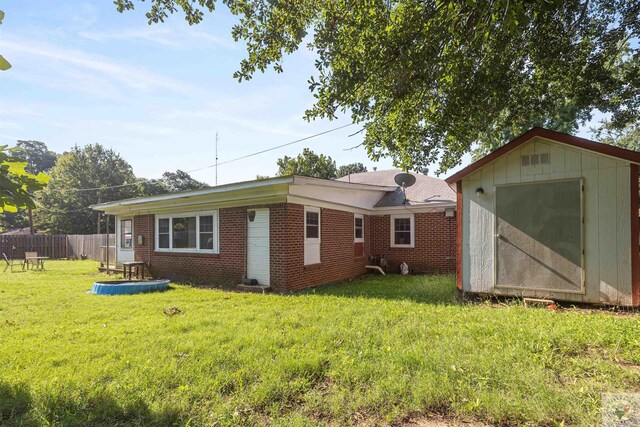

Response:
(292, 176), (397, 192)
(91, 177), (294, 213)
(370, 202), (457, 215)
(286, 195), (375, 214)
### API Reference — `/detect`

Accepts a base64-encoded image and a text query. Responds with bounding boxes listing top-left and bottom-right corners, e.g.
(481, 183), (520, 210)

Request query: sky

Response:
(0, 1), (599, 186)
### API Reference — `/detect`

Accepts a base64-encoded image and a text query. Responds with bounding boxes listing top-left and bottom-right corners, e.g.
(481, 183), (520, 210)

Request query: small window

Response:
(521, 155), (530, 166)
(354, 214), (364, 242)
(199, 215), (214, 250)
(304, 206), (321, 265)
(391, 214), (414, 247)
(530, 154), (540, 166)
(120, 219), (133, 249)
(540, 153), (550, 165)
(158, 218), (170, 249)
(306, 210), (319, 239)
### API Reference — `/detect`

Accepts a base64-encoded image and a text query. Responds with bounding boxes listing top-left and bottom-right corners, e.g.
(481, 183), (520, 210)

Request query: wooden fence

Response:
(0, 234), (115, 262)
(67, 234), (115, 262)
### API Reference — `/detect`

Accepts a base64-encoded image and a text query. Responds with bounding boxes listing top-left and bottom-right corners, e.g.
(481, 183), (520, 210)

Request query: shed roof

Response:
(445, 127), (640, 185)
(337, 169), (456, 206)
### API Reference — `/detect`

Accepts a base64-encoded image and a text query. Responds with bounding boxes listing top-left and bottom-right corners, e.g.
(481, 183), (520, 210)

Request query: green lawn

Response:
(1, 261), (639, 426)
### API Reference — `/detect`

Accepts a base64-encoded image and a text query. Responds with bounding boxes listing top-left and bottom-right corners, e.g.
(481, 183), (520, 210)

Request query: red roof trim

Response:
(445, 127), (640, 184)
(631, 164), (639, 306)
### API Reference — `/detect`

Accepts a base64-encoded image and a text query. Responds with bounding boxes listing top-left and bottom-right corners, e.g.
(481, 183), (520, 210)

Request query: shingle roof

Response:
(337, 169), (456, 207)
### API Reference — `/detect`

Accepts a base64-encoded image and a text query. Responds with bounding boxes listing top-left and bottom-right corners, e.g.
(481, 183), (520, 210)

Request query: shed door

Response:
(495, 180), (583, 293)
(247, 209), (270, 286)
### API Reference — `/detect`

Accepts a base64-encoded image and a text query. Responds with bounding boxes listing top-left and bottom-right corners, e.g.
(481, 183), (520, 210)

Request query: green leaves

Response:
(276, 148), (338, 179)
(116, 0), (640, 172)
(0, 146), (50, 213)
(0, 10), (10, 70)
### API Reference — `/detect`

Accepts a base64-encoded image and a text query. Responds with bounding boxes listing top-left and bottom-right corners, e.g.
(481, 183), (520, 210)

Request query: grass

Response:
(0, 261), (639, 426)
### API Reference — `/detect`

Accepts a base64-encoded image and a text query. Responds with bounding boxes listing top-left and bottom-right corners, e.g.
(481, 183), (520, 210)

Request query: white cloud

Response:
(78, 25), (237, 50)
(3, 38), (197, 98)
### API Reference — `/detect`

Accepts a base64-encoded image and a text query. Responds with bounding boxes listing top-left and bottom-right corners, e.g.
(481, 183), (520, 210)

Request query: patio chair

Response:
(24, 252), (37, 270)
(3, 253), (24, 273)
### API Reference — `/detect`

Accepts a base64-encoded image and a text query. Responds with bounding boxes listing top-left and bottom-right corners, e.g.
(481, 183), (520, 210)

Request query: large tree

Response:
(160, 169), (209, 192)
(115, 0), (639, 173)
(36, 144), (140, 234)
(276, 148), (337, 179)
(337, 162), (367, 178)
(15, 140), (58, 174)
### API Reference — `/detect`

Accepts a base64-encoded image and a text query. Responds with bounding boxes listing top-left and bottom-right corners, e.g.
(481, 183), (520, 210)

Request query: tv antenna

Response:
(394, 172), (416, 204)
(215, 132), (219, 186)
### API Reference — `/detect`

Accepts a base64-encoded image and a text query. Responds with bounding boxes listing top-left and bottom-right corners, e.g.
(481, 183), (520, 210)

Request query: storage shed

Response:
(446, 127), (640, 306)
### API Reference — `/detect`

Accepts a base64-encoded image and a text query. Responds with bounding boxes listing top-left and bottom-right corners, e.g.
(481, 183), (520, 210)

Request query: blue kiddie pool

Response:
(92, 279), (170, 295)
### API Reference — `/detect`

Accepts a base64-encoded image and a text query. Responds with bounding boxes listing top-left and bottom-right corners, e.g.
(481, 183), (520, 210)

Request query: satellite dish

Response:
(394, 173), (416, 188)
(394, 173), (416, 205)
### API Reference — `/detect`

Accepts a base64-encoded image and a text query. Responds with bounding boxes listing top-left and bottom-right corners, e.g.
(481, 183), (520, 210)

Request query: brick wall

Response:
(131, 203), (455, 291)
(133, 208), (246, 287)
(369, 211), (456, 274)
(270, 204), (370, 291)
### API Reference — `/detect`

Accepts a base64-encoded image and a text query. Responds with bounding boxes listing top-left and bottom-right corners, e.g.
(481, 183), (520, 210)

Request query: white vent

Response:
(540, 153), (550, 164)
(521, 153), (550, 166)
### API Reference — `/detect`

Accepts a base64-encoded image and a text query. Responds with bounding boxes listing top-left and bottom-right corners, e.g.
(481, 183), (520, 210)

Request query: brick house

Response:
(92, 170), (456, 291)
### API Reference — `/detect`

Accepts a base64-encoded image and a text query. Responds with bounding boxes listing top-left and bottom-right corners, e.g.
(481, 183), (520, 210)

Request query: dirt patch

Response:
(401, 414), (491, 426)
(618, 360), (640, 373)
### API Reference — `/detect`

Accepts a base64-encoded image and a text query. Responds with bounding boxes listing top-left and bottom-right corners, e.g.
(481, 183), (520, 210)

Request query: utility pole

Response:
(215, 132), (219, 186)
(96, 197), (101, 234)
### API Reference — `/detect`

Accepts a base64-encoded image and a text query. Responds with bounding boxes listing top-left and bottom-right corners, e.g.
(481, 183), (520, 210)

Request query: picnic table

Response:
(26, 256), (49, 271)
(122, 261), (145, 280)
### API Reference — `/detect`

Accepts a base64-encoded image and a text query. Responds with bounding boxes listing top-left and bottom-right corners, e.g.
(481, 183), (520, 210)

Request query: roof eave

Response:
(445, 127), (640, 184)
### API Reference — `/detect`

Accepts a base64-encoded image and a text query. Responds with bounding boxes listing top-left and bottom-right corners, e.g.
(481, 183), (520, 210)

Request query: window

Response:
(199, 215), (214, 250)
(155, 211), (219, 253)
(354, 214), (364, 242)
(158, 218), (170, 249)
(304, 206), (321, 265)
(390, 214), (414, 247)
(120, 219), (133, 249)
(172, 217), (196, 249)
(306, 210), (320, 239)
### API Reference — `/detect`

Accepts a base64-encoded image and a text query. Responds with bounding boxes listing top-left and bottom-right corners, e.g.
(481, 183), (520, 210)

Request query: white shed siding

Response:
(462, 137), (633, 305)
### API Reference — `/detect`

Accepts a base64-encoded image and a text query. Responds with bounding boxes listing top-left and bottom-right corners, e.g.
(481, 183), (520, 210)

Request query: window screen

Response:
(172, 217), (197, 249)
(306, 211), (319, 239)
(199, 215), (214, 250)
(158, 218), (170, 248)
(120, 219), (132, 249)
(495, 180), (583, 291)
(394, 218), (412, 245)
(354, 216), (363, 240)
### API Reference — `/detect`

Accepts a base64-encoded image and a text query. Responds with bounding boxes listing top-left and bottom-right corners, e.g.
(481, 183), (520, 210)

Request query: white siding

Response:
(461, 137), (634, 305)
(247, 209), (270, 285)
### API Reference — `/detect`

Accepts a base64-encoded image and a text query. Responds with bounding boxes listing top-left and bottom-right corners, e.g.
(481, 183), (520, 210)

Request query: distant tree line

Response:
(1, 141), (208, 234)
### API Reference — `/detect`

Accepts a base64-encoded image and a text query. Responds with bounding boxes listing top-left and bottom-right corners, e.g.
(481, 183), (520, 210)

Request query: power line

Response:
(186, 123), (354, 174)
(42, 122), (354, 193)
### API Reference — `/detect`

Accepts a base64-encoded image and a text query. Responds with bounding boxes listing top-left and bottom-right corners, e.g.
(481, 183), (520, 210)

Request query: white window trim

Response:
(155, 211), (219, 254)
(119, 217), (134, 251)
(304, 206), (321, 243)
(390, 213), (415, 248)
(354, 213), (364, 243)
